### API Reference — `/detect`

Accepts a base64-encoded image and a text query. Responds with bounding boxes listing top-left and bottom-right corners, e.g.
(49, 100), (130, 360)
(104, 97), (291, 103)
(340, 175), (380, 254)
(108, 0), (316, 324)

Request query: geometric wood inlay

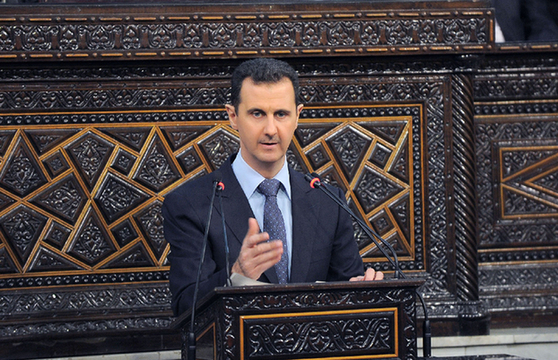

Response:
(0, 104), (424, 287)
(498, 144), (558, 219)
(296, 105), (422, 271)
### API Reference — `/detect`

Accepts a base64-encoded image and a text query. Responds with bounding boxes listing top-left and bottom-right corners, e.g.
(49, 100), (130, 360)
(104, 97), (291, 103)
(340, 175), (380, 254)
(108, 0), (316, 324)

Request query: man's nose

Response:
(263, 116), (277, 135)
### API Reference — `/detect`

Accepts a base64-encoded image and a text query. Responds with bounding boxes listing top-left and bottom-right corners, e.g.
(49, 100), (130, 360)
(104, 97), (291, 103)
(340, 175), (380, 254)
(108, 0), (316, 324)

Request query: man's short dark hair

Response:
(230, 58), (301, 110)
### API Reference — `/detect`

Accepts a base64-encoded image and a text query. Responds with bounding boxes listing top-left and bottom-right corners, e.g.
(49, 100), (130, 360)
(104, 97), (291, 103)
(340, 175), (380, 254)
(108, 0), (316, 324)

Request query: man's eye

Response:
(276, 111), (287, 118)
(252, 111), (263, 118)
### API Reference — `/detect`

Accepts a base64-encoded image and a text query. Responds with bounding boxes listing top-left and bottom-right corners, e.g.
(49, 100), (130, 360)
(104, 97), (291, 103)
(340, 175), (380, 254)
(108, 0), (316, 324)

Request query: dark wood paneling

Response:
(0, 0), (556, 358)
(474, 52), (558, 324)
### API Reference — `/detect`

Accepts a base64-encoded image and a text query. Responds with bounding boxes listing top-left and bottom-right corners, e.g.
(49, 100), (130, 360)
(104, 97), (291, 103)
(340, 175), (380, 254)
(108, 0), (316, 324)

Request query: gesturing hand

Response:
(231, 218), (283, 280)
(350, 267), (384, 282)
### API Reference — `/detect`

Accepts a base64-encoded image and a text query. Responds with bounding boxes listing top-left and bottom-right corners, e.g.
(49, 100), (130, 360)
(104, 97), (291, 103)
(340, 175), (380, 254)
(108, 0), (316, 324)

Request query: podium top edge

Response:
(213, 278), (425, 295)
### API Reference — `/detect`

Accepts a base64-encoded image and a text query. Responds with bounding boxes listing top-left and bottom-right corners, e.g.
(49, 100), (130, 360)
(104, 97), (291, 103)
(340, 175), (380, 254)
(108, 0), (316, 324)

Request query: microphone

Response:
(305, 173), (431, 359)
(188, 171), (223, 360)
(304, 173), (401, 278)
(215, 179), (232, 287)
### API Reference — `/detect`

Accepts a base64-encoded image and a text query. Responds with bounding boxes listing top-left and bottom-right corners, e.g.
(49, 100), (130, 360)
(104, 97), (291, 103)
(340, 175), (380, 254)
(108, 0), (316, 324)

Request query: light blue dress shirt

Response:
(231, 150), (293, 276)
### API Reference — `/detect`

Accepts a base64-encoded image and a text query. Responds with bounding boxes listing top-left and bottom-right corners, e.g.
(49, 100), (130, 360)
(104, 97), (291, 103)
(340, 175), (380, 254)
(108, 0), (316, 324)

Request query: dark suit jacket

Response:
(162, 155), (364, 316)
(494, 0), (558, 41)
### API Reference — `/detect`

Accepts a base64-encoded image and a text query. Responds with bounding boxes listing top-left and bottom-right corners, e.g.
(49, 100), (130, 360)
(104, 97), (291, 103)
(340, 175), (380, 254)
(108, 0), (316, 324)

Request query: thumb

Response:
(247, 217), (261, 236)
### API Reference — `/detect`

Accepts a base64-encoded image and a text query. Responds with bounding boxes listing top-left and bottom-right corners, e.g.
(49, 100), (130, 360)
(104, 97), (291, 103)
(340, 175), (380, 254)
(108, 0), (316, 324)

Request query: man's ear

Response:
(225, 104), (238, 130)
(296, 104), (304, 124)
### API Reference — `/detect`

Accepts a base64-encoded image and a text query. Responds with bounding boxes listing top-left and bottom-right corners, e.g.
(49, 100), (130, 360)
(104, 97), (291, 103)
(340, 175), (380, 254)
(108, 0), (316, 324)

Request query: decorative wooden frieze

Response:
(0, 2), (493, 62)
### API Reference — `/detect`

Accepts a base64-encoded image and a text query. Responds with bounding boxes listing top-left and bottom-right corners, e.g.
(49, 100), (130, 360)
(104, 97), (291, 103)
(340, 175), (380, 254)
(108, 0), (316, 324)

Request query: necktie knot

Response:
(258, 178), (281, 197)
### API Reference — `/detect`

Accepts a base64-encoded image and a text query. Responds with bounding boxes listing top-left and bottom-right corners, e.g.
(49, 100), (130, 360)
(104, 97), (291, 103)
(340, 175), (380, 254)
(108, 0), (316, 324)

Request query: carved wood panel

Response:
(0, 57), (458, 348)
(0, 1), (510, 356)
(294, 104), (424, 274)
(474, 55), (558, 318)
(240, 308), (397, 359)
(199, 284), (419, 360)
(0, 104), (425, 284)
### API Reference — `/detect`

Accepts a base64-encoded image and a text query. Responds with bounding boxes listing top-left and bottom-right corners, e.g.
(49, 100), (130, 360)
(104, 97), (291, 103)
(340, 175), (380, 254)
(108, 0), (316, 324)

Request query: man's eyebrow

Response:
(245, 107), (292, 114)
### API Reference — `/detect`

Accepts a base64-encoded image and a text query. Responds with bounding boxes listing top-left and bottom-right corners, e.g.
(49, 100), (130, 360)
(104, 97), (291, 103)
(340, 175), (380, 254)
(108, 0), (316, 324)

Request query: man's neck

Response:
(231, 149), (292, 202)
(239, 152), (285, 179)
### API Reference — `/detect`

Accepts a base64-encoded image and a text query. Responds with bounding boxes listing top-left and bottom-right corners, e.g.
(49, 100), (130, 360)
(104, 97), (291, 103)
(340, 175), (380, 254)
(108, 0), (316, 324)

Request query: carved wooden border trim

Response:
(0, 4), (492, 62)
(0, 282), (173, 339)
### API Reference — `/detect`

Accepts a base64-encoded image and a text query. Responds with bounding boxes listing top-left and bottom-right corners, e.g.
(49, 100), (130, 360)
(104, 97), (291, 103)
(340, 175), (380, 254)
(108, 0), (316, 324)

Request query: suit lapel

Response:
(289, 170), (318, 283)
(216, 158), (274, 283)
(217, 159), (254, 248)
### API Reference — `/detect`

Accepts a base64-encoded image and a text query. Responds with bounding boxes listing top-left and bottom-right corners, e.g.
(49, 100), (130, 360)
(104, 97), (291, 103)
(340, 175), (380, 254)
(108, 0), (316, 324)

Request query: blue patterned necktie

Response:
(257, 179), (289, 284)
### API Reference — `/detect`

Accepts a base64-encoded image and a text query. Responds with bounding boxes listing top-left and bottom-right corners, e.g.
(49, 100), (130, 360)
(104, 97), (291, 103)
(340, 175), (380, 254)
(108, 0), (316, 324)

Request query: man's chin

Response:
(254, 153), (285, 167)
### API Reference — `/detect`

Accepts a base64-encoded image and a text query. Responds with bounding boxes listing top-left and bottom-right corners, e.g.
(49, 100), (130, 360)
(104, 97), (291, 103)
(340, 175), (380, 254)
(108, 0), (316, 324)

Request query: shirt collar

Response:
(232, 149), (292, 199)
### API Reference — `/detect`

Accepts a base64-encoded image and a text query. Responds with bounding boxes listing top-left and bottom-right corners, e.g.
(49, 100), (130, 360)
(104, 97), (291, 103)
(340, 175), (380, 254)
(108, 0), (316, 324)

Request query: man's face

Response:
(226, 77), (303, 178)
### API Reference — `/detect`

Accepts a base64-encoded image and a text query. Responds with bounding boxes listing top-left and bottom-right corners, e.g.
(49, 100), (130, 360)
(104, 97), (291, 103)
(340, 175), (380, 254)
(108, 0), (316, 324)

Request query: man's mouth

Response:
(260, 140), (279, 146)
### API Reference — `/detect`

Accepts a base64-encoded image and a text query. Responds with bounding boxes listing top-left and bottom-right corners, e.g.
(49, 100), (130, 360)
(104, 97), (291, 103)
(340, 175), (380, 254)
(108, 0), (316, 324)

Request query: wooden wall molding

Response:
(0, 1), (492, 62)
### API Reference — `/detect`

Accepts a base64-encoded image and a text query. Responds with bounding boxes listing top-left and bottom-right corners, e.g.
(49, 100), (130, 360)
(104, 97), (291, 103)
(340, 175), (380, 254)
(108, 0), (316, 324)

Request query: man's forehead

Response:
(239, 77), (296, 103)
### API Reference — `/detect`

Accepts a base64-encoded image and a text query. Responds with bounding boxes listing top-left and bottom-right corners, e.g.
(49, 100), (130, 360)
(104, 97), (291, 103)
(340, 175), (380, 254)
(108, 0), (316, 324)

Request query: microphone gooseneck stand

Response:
(217, 181), (232, 287)
(188, 174), (222, 360)
(305, 173), (431, 359)
(305, 174), (400, 278)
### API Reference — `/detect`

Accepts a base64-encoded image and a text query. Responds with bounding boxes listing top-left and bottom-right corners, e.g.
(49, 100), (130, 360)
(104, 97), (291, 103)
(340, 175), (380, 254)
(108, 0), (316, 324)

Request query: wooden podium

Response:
(171, 279), (424, 360)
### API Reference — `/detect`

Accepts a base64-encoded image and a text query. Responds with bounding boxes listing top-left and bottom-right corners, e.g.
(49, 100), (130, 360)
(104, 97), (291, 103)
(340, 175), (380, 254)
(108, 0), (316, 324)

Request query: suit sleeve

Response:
(162, 189), (228, 316)
(326, 186), (364, 281)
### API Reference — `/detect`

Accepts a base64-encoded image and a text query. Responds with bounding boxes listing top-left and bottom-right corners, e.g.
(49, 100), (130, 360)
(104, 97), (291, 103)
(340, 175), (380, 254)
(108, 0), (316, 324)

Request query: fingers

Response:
(231, 218), (283, 280)
(243, 218), (269, 247)
(363, 268), (384, 281)
(349, 275), (364, 281)
(349, 268), (384, 282)
(369, 268), (384, 280)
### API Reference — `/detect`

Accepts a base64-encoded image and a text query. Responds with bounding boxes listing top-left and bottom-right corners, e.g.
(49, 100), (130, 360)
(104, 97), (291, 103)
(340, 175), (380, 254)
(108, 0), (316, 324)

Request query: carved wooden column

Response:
(451, 58), (489, 334)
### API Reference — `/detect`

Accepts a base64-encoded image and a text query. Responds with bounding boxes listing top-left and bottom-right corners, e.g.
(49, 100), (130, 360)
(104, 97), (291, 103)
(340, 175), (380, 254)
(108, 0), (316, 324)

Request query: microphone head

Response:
(212, 171), (224, 191)
(304, 173), (321, 189)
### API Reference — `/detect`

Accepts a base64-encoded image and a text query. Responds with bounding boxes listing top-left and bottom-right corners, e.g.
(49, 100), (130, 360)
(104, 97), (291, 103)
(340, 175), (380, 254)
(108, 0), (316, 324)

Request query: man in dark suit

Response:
(493, 0), (558, 42)
(162, 58), (382, 316)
